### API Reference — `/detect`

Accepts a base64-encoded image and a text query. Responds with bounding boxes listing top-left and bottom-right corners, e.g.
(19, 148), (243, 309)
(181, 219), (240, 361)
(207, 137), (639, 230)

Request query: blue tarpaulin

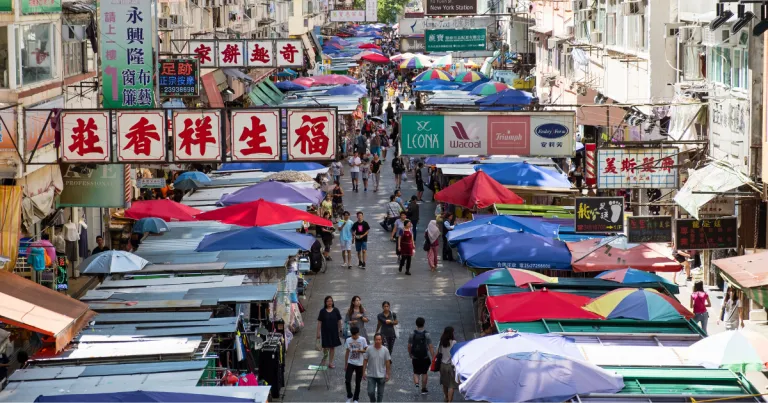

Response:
(275, 81), (308, 91)
(448, 215), (560, 246)
(324, 84), (368, 96)
(475, 89), (534, 107)
(457, 232), (572, 270)
(218, 162), (325, 172)
(34, 391), (253, 403)
(196, 226), (316, 252)
(475, 163), (571, 189)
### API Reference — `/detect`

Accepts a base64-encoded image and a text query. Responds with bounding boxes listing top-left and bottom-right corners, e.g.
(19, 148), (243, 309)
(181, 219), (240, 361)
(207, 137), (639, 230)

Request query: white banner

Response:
(231, 111), (280, 161)
(597, 148), (678, 189)
(217, 41), (245, 67)
(172, 111), (222, 162)
(365, 0), (378, 21)
(60, 111), (110, 162)
(116, 111), (166, 162)
(330, 10), (365, 22)
(286, 109), (337, 160)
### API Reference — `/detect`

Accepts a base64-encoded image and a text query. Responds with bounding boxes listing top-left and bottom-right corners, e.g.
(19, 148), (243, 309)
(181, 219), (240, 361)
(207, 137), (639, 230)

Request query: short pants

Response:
(355, 241), (368, 252)
(351, 172), (359, 179)
(412, 358), (431, 375)
(341, 240), (353, 251)
(371, 146), (381, 156)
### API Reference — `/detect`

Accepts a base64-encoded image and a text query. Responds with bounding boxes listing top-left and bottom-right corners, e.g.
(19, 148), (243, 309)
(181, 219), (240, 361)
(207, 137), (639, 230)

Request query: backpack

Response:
(392, 157), (404, 171)
(411, 330), (429, 359)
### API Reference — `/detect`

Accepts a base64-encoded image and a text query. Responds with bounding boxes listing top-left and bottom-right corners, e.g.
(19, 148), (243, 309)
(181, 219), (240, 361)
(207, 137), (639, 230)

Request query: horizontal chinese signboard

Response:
(575, 197), (625, 233)
(137, 178), (166, 188)
(116, 111), (166, 162)
(60, 111), (111, 163)
(400, 111), (575, 157)
(425, 0), (476, 15)
(597, 147), (677, 189)
(172, 111), (222, 162)
(699, 196), (735, 216)
(399, 16), (493, 35)
(158, 58), (199, 97)
(231, 110), (281, 161)
(675, 217), (737, 250)
(286, 108), (337, 161)
(426, 28), (486, 52)
(181, 39), (303, 68)
(627, 216), (673, 243)
(330, 9), (365, 21)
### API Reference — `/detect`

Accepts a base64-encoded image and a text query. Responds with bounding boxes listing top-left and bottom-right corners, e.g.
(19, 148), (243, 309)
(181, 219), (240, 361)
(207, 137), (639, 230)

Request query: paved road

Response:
(282, 159), (476, 402)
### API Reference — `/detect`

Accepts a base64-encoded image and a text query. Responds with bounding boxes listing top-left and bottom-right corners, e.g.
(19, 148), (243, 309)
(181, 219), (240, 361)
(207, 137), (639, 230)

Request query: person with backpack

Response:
(408, 317), (435, 395)
(392, 156), (405, 190)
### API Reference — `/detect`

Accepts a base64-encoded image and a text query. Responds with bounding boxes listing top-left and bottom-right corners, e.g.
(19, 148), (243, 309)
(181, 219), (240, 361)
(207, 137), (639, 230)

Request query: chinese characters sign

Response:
(231, 111), (280, 161)
(172, 111), (222, 161)
(597, 148), (678, 189)
(286, 109), (337, 160)
(627, 216), (673, 243)
(189, 40), (216, 67)
(218, 41), (244, 67)
(185, 40), (301, 68)
(247, 41), (274, 67)
(425, 29), (486, 52)
(99, 0), (154, 108)
(60, 112), (110, 162)
(158, 58), (199, 97)
(275, 40), (303, 67)
(574, 197), (625, 233)
(330, 10), (365, 22)
(699, 196), (735, 216)
(675, 218), (737, 250)
(22, 0), (61, 14)
(116, 111), (166, 162)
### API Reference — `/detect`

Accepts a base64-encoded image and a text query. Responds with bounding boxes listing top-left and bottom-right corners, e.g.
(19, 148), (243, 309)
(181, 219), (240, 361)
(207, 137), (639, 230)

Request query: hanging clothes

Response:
(63, 222), (79, 242)
(78, 220), (89, 258)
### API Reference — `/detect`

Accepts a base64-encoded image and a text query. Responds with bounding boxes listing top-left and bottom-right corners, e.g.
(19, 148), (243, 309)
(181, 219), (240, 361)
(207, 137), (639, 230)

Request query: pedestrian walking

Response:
(321, 194), (333, 218)
(332, 181), (344, 219)
(415, 162), (425, 201)
(353, 211), (370, 268)
(371, 154), (382, 192)
(345, 296), (370, 341)
(380, 195), (403, 232)
(408, 317), (435, 394)
(376, 301), (398, 354)
(718, 287), (744, 330)
(390, 211), (408, 256)
(332, 158), (344, 182)
(442, 213), (456, 261)
(392, 156), (405, 190)
(338, 211), (354, 269)
(406, 195), (420, 236)
(349, 152), (362, 193)
(363, 334), (391, 403)
(318, 211), (334, 262)
(355, 131), (367, 155)
(398, 220), (415, 275)
(370, 131), (381, 158)
(317, 296), (343, 369)
(426, 220), (440, 271)
(344, 326), (368, 403)
(690, 281), (711, 332)
(360, 157), (371, 192)
(438, 327), (459, 402)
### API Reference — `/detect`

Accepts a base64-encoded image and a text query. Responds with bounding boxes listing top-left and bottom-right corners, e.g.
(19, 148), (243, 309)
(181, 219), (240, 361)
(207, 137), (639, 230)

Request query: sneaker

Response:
(364, 188), (368, 192)
(406, 271), (411, 275)
(362, 262), (366, 268)
(358, 261), (363, 267)
(421, 389), (428, 395)
(348, 265), (352, 269)
(346, 399), (353, 403)
(414, 383), (420, 388)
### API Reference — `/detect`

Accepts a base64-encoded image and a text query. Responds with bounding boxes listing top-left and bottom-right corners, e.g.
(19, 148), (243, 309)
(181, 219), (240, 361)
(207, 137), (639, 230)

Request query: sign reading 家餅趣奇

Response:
(627, 216), (673, 243)
(675, 217), (737, 250)
(574, 197), (625, 233)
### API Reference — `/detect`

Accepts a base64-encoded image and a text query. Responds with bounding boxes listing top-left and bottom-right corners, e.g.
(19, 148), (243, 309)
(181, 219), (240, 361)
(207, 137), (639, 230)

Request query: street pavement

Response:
(282, 159), (476, 402)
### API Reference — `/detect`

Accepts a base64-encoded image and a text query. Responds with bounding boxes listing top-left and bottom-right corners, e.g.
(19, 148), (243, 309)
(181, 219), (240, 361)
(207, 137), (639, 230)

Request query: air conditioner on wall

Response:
(664, 22), (682, 38)
(621, 1), (644, 15)
(170, 15), (183, 27)
(679, 26), (702, 44)
(578, 9), (595, 21)
(590, 31), (603, 43)
(532, 35), (540, 43)
(159, 17), (170, 29)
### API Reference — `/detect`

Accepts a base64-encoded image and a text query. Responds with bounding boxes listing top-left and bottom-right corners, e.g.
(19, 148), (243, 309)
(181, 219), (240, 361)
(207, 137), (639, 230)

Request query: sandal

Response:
(329, 363), (335, 369)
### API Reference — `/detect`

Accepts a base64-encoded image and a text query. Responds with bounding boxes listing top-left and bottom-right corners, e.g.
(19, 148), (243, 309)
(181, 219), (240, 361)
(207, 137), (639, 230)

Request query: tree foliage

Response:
(377, 0), (409, 24)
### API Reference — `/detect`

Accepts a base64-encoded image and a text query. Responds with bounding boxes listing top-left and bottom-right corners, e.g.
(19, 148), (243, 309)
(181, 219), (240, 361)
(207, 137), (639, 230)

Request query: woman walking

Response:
(376, 301), (398, 354)
(318, 211), (334, 262)
(371, 154), (382, 192)
(360, 156), (371, 193)
(317, 296), (343, 368)
(426, 220), (440, 271)
(718, 287), (744, 330)
(398, 220), (415, 275)
(345, 296), (370, 341)
(690, 281), (711, 332)
(442, 213), (456, 261)
(438, 326), (459, 402)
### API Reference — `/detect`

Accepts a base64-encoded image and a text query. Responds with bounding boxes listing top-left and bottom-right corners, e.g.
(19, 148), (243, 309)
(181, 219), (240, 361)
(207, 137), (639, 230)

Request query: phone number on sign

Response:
(161, 87), (196, 94)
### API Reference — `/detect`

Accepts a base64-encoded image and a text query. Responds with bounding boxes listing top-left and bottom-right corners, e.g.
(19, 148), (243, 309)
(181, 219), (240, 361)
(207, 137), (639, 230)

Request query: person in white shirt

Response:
(344, 326), (368, 403)
(363, 333), (391, 403)
(349, 152), (362, 193)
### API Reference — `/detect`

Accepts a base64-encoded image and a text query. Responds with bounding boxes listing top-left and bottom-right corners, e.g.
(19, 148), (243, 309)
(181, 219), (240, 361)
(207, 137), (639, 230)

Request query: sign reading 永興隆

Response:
(60, 112), (111, 162)
(425, 0), (476, 15)
(172, 111), (222, 162)
(399, 111), (575, 157)
(675, 217), (737, 250)
(100, 0), (154, 108)
(627, 216), (673, 243)
(158, 58), (199, 97)
(574, 197), (625, 233)
(116, 111), (166, 162)
(596, 148), (678, 189)
(231, 110), (281, 161)
(286, 109), (337, 160)
(425, 28), (486, 52)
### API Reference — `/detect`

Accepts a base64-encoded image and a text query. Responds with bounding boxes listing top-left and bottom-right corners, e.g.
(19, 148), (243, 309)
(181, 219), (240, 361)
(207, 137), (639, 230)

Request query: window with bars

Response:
(63, 41), (85, 78)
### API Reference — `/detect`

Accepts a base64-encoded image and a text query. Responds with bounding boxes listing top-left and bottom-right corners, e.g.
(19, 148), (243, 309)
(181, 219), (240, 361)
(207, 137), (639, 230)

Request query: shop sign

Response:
(365, 0), (377, 21)
(425, 28), (486, 52)
(172, 111), (222, 162)
(574, 196), (625, 233)
(399, 16), (492, 35)
(246, 40), (275, 67)
(0, 0), (10, 12)
(189, 40), (216, 67)
(675, 217), (737, 250)
(116, 111), (166, 162)
(100, 0), (154, 108)
(22, 0), (60, 14)
(58, 164), (126, 208)
(627, 216), (673, 243)
(184, 39), (298, 68)
(218, 41), (245, 67)
(400, 37), (425, 53)
(231, 110), (280, 161)
(699, 196), (735, 216)
(404, 0), (423, 15)
(513, 77), (535, 90)
(158, 58), (199, 97)
(330, 10), (365, 21)
(400, 111), (575, 157)
(596, 148), (677, 189)
(60, 112), (110, 162)
(137, 178), (166, 188)
(710, 96), (750, 175)
(275, 40), (303, 67)
(425, 0), (476, 14)
(286, 108), (337, 160)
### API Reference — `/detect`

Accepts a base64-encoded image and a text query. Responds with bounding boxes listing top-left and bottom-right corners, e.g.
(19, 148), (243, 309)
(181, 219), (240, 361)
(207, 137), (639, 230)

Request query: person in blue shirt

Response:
(338, 211), (354, 269)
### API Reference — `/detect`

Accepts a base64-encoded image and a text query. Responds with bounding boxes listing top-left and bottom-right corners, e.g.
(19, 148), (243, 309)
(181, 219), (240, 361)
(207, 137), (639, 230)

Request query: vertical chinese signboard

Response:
(425, 29), (486, 52)
(60, 112), (110, 162)
(596, 148), (677, 189)
(627, 216), (673, 243)
(675, 217), (737, 250)
(574, 196), (625, 233)
(158, 58), (199, 97)
(231, 110), (280, 161)
(275, 40), (303, 67)
(172, 111), (222, 162)
(116, 111), (166, 162)
(100, 0), (154, 108)
(22, 0), (61, 14)
(286, 108), (337, 160)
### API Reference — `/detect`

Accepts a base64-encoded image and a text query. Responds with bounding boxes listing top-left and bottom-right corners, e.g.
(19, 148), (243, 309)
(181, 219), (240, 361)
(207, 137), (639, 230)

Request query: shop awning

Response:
(674, 162), (752, 219)
(528, 26), (552, 35)
(301, 34), (317, 69)
(567, 237), (681, 273)
(201, 71), (225, 108)
(714, 251), (768, 289)
(0, 271), (96, 351)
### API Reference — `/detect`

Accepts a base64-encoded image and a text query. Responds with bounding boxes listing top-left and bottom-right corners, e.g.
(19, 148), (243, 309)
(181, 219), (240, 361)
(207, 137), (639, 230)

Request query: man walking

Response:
(380, 195), (403, 232)
(363, 333), (391, 403)
(349, 152), (362, 193)
(406, 195), (420, 237)
(408, 317), (435, 395)
(338, 211), (354, 269)
(353, 211), (370, 268)
(344, 326), (368, 403)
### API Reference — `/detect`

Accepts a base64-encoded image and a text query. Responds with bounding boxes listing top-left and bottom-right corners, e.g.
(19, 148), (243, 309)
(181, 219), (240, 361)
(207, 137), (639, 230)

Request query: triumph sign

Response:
(399, 111), (576, 156)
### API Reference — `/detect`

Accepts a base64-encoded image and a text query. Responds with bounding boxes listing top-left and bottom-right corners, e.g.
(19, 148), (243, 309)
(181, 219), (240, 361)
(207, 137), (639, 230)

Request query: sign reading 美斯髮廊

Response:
(596, 148), (678, 189)
(399, 111), (575, 157)
(425, 0), (476, 14)
(425, 28), (486, 52)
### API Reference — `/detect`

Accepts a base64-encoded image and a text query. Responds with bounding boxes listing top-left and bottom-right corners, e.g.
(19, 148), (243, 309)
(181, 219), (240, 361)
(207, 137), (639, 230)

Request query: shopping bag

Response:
(430, 353), (442, 372)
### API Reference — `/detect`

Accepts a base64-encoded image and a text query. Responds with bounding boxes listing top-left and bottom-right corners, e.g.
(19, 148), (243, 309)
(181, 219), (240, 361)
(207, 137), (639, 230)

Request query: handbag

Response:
(431, 352), (442, 372)
(423, 234), (431, 252)
(342, 321), (350, 339)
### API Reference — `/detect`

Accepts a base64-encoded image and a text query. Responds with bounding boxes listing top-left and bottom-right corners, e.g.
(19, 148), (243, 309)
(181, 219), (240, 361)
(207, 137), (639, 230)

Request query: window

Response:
(708, 46), (748, 89)
(606, 13), (616, 45)
(0, 27), (9, 88)
(732, 48), (747, 89)
(682, 44), (703, 81)
(15, 23), (56, 87)
(63, 41), (85, 78)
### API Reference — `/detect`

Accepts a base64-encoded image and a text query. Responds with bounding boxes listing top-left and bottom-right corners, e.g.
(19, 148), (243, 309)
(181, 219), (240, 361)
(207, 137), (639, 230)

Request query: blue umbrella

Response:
(423, 156), (479, 165)
(132, 217), (169, 234)
(456, 232), (572, 270)
(275, 81), (308, 91)
(173, 178), (202, 191)
(218, 180), (323, 206)
(175, 171), (210, 184)
(325, 84), (368, 96)
(35, 391), (253, 403)
(196, 226), (316, 252)
(475, 88), (534, 107)
(79, 250), (149, 274)
(218, 162), (325, 172)
(449, 215), (560, 245)
(475, 163), (572, 188)
(413, 82), (461, 91)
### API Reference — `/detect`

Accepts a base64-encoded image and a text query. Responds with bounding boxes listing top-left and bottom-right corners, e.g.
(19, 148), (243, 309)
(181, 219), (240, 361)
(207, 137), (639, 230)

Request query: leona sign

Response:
(400, 112), (575, 157)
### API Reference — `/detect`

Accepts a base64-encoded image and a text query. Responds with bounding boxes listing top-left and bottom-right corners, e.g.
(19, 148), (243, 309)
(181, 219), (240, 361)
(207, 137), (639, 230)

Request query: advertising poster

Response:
(574, 197), (625, 233)
(58, 164), (127, 208)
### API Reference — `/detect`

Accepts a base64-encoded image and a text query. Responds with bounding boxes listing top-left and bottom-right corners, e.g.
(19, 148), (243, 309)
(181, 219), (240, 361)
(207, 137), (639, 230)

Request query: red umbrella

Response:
(358, 43), (381, 50)
(310, 74), (358, 86)
(486, 289), (604, 323)
(292, 77), (315, 87)
(435, 171), (523, 209)
(195, 198), (333, 227)
(124, 200), (201, 222)
(567, 238), (682, 273)
(361, 53), (390, 64)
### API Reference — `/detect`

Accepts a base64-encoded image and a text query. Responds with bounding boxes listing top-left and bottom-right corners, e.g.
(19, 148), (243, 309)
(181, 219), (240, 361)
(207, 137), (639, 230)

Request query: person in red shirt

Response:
(397, 220), (415, 275)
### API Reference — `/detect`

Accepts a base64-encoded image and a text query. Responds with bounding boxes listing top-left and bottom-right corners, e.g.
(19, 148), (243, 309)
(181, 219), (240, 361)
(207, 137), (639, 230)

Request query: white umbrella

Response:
(390, 52), (414, 62)
(685, 329), (768, 372)
(432, 54), (453, 68)
(80, 250), (149, 274)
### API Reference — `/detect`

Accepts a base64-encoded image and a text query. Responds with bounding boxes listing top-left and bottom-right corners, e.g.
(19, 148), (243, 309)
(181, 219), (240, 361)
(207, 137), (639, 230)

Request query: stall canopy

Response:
(218, 162), (325, 172)
(457, 232), (572, 270)
(475, 163), (572, 190)
(713, 251), (768, 307)
(567, 236), (681, 273)
(0, 271), (96, 352)
(435, 171), (523, 209)
(674, 161), (753, 219)
(584, 288), (694, 321)
(34, 390), (257, 403)
(124, 200), (202, 222)
(448, 215), (560, 245)
(218, 181), (323, 206)
(196, 226), (316, 252)
(486, 289), (603, 323)
(456, 268), (556, 297)
(195, 198), (333, 227)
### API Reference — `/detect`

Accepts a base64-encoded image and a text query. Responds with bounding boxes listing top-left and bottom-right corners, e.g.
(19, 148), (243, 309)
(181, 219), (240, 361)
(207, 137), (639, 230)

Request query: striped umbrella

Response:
(399, 54), (432, 69)
(454, 71), (487, 83)
(432, 54), (453, 68)
(469, 81), (511, 96)
(414, 68), (453, 81)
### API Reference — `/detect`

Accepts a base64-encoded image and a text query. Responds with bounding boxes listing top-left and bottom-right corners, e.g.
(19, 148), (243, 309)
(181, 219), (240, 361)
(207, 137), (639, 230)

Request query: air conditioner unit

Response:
(590, 31), (603, 43)
(64, 25), (77, 39)
(621, 1), (644, 15)
(562, 43), (571, 53)
(679, 26), (702, 44)
(571, 0), (581, 11)
(578, 9), (595, 21)
(664, 22), (683, 38)
(158, 17), (170, 29)
(531, 35), (540, 43)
